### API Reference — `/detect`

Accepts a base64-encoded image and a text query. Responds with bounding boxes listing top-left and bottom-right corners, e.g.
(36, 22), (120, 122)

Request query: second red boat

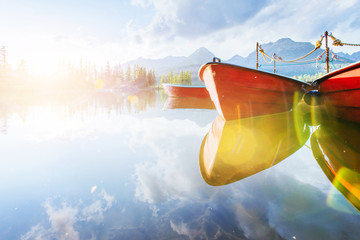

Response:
(311, 61), (360, 123)
(162, 83), (210, 98)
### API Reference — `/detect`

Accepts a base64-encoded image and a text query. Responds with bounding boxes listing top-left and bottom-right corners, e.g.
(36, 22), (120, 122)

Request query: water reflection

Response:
(200, 103), (360, 213)
(199, 109), (310, 186)
(163, 97), (215, 110)
(311, 114), (360, 212)
(1, 89), (360, 239)
(0, 89), (157, 135)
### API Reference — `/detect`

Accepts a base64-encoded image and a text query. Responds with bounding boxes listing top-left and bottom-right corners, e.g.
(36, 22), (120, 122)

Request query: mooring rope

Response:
(258, 35), (324, 63)
(260, 52), (274, 64)
(259, 61), (317, 68)
(331, 61), (337, 70)
(257, 32), (359, 76)
(329, 33), (360, 47)
(315, 50), (326, 68)
(330, 50), (354, 64)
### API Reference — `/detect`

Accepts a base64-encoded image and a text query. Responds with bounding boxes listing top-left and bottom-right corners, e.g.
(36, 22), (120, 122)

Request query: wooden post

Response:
(325, 31), (329, 73)
(0, 46), (6, 66)
(0, 46), (6, 76)
(256, 42), (259, 69)
(273, 53), (276, 73)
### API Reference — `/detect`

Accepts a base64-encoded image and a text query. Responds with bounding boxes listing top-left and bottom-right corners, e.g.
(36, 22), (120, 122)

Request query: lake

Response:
(1, 89), (360, 240)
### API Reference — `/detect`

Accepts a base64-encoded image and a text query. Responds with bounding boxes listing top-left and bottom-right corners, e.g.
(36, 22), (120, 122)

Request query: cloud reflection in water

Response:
(2, 94), (360, 239)
(131, 110), (360, 239)
(21, 190), (114, 240)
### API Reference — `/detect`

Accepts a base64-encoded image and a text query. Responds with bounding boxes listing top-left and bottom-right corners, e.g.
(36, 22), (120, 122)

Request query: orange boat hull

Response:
(313, 61), (360, 123)
(199, 62), (307, 120)
(163, 83), (210, 98)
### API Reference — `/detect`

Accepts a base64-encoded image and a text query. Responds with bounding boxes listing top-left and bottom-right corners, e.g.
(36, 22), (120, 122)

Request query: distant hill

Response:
(123, 47), (215, 85)
(124, 55), (186, 73)
(185, 47), (215, 65)
(123, 38), (360, 83)
(336, 51), (360, 62)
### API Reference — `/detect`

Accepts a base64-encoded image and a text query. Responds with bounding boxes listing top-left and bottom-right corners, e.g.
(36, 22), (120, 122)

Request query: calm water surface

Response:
(1, 89), (359, 239)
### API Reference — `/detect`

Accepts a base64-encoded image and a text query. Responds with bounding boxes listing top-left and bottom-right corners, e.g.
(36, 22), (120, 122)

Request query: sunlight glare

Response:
(15, 37), (66, 77)
(27, 57), (60, 77)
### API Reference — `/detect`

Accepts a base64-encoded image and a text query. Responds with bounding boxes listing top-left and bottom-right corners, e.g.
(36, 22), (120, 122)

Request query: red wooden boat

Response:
(162, 83), (210, 98)
(310, 116), (360, 212)
(199, 110), (309, 186)
(310, 61), (360, 123)
(163, 97), (215, 110)
(198, 60), (308, 121)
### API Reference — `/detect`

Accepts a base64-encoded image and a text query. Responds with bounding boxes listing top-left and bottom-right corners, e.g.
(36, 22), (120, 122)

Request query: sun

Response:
(13, 39), (65, 79)
(27, 56), (60, 77)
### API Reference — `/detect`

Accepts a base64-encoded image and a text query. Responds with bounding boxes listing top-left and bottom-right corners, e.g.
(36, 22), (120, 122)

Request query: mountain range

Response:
(123, 38), (360, 84)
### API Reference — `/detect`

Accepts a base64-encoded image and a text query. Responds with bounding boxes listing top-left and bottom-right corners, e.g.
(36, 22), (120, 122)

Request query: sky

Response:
(1, 0), (360, 74)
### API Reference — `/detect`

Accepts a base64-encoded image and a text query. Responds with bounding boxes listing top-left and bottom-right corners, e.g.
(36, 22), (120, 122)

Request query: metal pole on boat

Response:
(325, 31), (329, 73)
(256, 42), (259, 69)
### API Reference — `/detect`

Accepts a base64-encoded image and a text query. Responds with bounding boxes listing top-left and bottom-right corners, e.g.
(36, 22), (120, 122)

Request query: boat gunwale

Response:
(313, 61), (360, 86)
(198, 61), (311, 86)
(320, 87), (360, 94)
(162, 83), (206, 88)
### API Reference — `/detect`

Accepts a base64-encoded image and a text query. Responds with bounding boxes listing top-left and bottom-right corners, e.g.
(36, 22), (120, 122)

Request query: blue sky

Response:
(1, 0), (360, 73)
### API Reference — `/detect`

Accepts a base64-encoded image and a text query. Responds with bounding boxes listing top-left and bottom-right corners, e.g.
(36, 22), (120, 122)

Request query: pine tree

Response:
(126, 65), (132, 83)
(148, 69), (156, 86)
(105, 61), (112, 87)
(160, 75), (165, 85)
(167, 70), (174, 84)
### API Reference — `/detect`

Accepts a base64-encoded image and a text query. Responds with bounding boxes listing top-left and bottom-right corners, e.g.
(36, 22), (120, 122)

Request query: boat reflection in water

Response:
(162, 83), (210, 98)
(163, 96), (215, 110)
(199, 108), (310, 186)
(311, 114), (360, 212)
(200, 102), (360, 212)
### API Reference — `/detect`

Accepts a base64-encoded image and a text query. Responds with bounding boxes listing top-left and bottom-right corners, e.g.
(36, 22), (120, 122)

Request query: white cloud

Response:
(229, 172), (360, 240)
(135, 163), (169, 203)
(81, 201), (105, 223)
(170, 220), (193, 239)
(132, 0), (268, 37)
(21, 224), (47, 240)
(79, 189), (116, 223)
(102, 190), (116, 209)
(45, 203), (79, 240)
(21, 190), (115, 240)
(4, 0), (360, 67)
(126, 0), (360, 59)
(130, 0), (150, 8)
(133, 118), (213, 204)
